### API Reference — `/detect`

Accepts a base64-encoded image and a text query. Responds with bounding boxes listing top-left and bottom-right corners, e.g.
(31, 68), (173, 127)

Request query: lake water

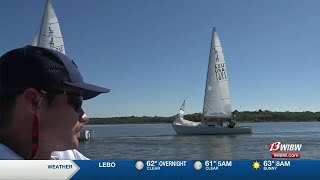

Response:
(77, 122), (320, 160)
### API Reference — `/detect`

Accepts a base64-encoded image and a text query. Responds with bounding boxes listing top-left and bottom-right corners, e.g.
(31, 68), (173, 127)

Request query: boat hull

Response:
(79, 129), (94, 141)
(172, 123), (252, 135)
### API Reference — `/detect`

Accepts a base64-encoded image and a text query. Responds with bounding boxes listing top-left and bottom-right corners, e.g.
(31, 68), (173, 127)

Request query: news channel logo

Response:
(269, 141), (302, 158)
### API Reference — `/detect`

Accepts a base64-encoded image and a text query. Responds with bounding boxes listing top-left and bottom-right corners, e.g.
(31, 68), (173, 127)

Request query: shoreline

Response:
(87, 119), (320, 125)
(87, 111), (320, 125)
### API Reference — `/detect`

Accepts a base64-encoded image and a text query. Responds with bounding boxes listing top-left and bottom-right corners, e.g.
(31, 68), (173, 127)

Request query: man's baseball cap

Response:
(0, 45), (110, 99)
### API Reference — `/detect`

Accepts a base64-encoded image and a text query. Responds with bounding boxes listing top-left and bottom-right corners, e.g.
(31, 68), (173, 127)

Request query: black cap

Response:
(0, 45), (110, 100)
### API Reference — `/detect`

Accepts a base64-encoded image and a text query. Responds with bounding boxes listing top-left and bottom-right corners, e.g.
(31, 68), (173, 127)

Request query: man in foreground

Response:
(0, 46), (109, 159)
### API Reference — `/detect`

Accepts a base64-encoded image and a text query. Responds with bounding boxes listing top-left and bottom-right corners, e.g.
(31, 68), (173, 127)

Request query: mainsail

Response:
(38, 0), (65, 54)
(179, 99), (186, 115)
(202, 27), (232, 119)
(31, 32), (39, 46)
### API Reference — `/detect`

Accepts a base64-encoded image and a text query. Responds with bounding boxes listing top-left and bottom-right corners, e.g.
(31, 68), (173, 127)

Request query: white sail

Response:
(31, 32), (39, 46)
(38, 0), (65, 54)
(179, 99), (186, 115)
(202, 27), (231, 118)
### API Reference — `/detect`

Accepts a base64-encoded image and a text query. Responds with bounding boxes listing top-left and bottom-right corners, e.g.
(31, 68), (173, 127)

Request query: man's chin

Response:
(76, 131), (81, 138)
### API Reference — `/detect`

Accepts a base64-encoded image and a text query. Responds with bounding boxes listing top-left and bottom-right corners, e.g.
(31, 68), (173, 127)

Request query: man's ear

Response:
(22, 88), (41, 114)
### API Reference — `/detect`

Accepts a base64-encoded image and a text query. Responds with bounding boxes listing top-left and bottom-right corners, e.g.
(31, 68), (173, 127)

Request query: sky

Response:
(1, 0), (320, 117)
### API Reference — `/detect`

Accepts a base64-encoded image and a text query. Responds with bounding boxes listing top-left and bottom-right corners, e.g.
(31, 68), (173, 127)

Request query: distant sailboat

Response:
(179, 99), (186, 115)
(172, 27), (252, 135)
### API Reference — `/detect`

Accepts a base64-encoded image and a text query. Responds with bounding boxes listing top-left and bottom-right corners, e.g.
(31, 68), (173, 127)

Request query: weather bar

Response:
(0, 160), (318, 179)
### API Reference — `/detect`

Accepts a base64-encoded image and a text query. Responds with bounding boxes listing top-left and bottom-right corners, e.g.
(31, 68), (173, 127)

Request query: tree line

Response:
(87, 110), (320, 125)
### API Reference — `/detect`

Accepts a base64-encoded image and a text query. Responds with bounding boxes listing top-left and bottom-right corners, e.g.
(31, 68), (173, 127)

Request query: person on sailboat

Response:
(227, 112), (237, 128)
(0, 46), (109, 159)
(217, 119), (223, 127)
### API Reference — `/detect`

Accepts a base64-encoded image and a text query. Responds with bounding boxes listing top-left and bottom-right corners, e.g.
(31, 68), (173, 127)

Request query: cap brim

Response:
(64, 81), (110, 100)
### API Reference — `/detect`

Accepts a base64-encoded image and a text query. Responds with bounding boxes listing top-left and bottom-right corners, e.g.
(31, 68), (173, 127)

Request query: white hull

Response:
(172, 122), (252, 135)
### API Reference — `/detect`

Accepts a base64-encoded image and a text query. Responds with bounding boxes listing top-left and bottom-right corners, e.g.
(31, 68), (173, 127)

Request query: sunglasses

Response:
(42, 90), (84, 117)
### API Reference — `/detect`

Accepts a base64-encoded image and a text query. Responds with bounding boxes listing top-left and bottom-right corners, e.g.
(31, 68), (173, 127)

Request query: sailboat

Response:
(172, 27), (252, 135)
(32, 0), (65, 54)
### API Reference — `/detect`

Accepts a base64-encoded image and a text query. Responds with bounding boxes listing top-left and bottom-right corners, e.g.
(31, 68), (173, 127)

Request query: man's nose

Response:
(79, 113), (90, 124)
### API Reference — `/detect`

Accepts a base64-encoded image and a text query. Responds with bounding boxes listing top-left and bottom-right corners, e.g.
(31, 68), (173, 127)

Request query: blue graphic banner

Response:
(71, 160), (319, 180)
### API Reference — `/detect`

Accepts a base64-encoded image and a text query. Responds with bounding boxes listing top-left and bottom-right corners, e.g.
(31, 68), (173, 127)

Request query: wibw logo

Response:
(269, 142), (302, 158)
(269, 142), (302, 151)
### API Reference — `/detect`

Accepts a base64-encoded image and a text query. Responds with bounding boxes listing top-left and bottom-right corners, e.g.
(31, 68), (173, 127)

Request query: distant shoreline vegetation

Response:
(87, 110), (320, 124)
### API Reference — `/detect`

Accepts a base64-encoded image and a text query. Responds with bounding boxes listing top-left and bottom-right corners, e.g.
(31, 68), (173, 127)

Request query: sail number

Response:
(47, 26), (64, 53)
(215, 63), (227, 81)
(55, 46), (64, 53)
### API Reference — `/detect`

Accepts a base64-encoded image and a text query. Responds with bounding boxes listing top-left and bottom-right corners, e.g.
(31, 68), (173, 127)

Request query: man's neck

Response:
(3, 128), (51, 160)
(31, 149), (52, 160)
(1, 137), (30, 159)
